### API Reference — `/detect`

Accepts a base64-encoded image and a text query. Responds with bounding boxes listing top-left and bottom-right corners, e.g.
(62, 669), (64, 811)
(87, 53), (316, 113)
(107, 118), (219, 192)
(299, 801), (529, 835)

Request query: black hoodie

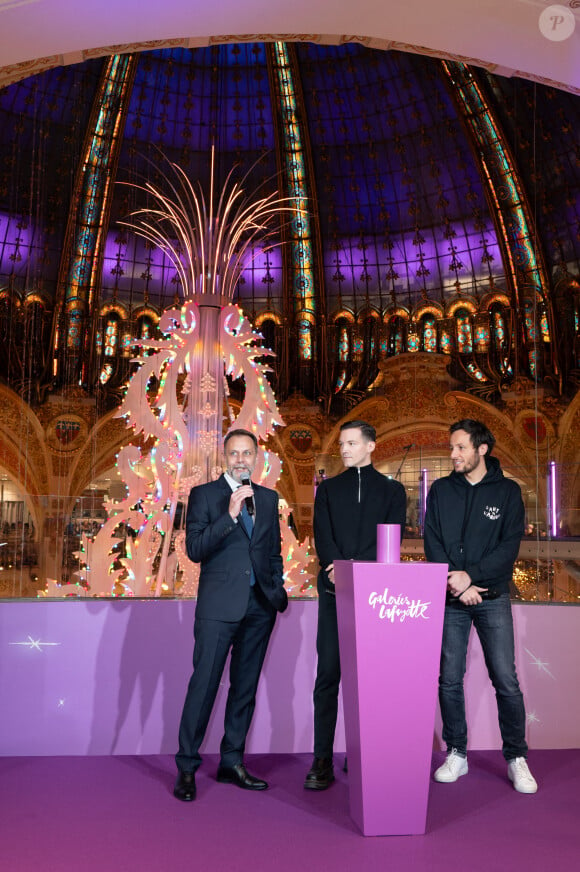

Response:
(423, 455), (524, 596)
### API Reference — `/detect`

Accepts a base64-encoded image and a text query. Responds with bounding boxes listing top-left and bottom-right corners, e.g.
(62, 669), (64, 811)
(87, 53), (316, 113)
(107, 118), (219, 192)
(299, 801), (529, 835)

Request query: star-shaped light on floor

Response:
(524, 647), (556, 679)
(526, 711), (541, 725)
(9, 636), (61, 651)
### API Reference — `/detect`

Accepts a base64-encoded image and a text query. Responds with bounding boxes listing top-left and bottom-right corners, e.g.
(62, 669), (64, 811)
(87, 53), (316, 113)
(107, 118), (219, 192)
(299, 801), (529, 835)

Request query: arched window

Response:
(260, 318), (274, 350)
(489, 303), (512, 376)
(473, 315), (490, 353)
(455, 307), (473, 354)
(490, 304), (507, 348)
(136, 315), (154, 341)
(24, 298), (49, 367)
(335, 317), (350, 365)
(522, 299), (538, 343)
(438, 319), (454, 354)
(539, 305), (550, 343)
(254, 312), (282, 369)
(362, 315), (380, 366)
(0, 291), (10, 330)
(103, 316), (120, 357)
(98, 313), (122, 385)
(99, 362), (114, 385)
(407, 321), (419, 353)
(297, 319), (312, 360)
(420, 314), (437, 352)
(334, 317), (351, 392)
(522, 298), (544, 378)
(387, 315), (405, 355)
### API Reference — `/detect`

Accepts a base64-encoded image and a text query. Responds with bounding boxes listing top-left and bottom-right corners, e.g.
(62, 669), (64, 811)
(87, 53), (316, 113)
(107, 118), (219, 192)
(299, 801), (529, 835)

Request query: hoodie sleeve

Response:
(465, 481), (524, 587)
(423, 481), (451, 566)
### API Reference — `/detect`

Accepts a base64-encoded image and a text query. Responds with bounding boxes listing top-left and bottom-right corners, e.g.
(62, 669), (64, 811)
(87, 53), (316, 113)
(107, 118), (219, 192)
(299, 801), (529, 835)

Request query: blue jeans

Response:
(439, 593), (528, 761)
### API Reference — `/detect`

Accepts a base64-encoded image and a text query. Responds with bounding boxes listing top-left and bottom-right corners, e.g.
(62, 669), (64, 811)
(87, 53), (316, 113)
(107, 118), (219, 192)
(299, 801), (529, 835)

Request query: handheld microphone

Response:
(240, 475), (255, 516)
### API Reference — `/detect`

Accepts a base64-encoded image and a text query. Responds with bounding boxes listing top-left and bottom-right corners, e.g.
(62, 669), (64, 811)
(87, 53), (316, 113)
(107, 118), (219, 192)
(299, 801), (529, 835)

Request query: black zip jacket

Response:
(423, 455), (524, 595)
(314, 464), (407, 571)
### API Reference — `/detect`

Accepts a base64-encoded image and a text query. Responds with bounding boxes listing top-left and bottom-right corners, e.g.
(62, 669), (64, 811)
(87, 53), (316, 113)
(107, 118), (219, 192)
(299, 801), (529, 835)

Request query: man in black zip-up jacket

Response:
(424, 418), (538, 794)
(304, 420), (407, 791)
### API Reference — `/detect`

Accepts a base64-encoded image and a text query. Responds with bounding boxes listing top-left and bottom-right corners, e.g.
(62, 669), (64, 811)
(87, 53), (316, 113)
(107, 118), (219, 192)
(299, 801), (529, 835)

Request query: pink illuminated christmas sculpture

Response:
(69, 151), (313, 598)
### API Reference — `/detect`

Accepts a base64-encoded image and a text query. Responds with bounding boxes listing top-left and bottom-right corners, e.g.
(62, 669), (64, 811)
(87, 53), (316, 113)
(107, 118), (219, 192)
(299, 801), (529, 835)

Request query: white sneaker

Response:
(434, 749), (468, 783)
(508, 757), (538, 794)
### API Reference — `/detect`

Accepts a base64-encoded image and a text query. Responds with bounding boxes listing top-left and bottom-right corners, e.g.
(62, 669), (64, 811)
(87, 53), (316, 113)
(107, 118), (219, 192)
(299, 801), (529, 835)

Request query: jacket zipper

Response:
(357, 467), (361, 503)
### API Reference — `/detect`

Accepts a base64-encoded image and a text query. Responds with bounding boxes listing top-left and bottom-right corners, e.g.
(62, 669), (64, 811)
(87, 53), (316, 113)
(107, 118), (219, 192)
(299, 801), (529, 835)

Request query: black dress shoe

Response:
(216, 763), (268, 791)
(173, 771), (196, 802)
(304, 757), (335, 790)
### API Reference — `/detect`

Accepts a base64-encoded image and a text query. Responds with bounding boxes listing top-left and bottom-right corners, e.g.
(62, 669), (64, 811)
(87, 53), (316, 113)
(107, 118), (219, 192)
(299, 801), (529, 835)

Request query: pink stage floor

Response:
(0, 750), (577, 871)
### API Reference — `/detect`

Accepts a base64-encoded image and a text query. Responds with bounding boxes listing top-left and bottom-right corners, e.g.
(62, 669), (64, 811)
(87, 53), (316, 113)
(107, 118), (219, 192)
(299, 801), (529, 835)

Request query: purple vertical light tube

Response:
(548, 460), (558, 538)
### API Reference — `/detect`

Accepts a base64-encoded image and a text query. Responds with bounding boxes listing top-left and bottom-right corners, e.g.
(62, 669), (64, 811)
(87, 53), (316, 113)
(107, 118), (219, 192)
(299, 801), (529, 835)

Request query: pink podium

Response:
(334, 525), (448, 836)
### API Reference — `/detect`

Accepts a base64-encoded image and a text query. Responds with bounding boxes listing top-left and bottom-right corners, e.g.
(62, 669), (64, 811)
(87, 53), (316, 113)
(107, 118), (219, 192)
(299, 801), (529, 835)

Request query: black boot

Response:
(304, 757), (335, 790)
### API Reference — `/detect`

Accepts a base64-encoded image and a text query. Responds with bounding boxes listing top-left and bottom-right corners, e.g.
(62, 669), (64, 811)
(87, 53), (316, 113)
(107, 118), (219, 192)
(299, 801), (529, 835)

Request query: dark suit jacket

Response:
(185, 474), (288, 621)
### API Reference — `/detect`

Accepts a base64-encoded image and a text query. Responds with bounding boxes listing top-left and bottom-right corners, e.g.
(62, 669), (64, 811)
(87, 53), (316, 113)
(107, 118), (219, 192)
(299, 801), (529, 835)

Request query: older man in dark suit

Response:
(174, 428), (288, 802)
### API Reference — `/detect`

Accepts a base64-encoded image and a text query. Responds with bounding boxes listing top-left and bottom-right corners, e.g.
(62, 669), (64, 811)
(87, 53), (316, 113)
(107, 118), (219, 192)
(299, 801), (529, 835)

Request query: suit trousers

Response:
(176, 585), (276, 773)
(312, 569), (341, 759)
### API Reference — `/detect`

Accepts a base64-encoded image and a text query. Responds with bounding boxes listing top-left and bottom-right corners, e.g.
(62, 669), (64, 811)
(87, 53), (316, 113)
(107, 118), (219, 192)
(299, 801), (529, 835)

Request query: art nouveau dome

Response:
(1, 42), (579, 409)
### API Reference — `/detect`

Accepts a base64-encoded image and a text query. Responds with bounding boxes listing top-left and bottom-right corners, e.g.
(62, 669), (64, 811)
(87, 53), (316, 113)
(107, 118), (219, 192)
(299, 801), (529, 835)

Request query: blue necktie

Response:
(239, 503), (255, 585)
(239, 501), (254, 537)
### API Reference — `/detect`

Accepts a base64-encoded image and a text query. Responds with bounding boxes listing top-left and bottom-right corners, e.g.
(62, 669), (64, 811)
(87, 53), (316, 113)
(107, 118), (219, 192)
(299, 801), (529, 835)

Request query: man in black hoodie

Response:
(424, 418), (537, 794)
(304, 420), (407, 790)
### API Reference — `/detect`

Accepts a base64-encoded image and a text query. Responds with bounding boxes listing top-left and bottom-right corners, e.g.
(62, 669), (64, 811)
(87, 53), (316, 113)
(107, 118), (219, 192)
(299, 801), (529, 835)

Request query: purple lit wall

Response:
(1, 599), (579, 757)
